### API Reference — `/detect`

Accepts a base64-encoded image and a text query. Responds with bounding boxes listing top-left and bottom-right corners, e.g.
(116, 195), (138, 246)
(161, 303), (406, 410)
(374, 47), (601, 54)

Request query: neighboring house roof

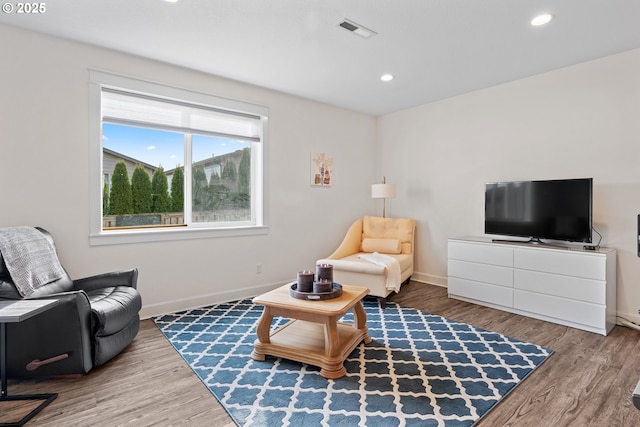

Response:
(103, 147), (158, 172)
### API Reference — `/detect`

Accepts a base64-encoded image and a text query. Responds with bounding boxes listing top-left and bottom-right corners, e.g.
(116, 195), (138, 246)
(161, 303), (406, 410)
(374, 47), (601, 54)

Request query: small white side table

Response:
(0, 299), (58, 427)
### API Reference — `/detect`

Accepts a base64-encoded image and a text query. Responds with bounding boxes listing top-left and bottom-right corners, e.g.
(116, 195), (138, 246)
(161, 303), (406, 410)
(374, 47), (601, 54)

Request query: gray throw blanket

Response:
(0, 226), (65, 297)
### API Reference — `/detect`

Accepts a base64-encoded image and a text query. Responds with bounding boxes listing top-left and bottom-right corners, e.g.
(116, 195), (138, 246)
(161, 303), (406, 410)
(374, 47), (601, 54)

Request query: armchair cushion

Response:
(362, 216), (414, 254)
(87, 286), (142, 336)
(361, 238), (402, 254)
(326, 253), (413, 276)
(346, 253), (413, 272)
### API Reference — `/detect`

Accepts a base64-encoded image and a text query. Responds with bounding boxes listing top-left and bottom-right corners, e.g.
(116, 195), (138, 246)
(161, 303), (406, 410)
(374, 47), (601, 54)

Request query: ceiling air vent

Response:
(338, 19), (377, 39)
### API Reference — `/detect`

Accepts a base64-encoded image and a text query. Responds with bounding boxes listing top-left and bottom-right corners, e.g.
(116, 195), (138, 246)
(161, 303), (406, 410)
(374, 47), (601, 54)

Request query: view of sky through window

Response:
(102, 123), (248, 168)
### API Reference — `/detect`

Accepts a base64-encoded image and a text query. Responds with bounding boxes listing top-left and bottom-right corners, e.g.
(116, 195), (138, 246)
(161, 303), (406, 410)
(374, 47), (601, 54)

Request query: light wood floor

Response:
(3, 281), (640, 426)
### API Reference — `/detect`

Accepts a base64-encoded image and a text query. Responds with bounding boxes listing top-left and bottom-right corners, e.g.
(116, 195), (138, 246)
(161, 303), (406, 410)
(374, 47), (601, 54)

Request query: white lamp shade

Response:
(371, 183), (396, 199)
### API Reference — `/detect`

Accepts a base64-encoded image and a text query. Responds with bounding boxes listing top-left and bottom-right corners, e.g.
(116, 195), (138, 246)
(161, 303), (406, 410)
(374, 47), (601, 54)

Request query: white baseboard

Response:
(140, 280), (289, 319)
(617, 311), (640, 329)
(141, 273), (449, 319)
(411, 271), (447, 288)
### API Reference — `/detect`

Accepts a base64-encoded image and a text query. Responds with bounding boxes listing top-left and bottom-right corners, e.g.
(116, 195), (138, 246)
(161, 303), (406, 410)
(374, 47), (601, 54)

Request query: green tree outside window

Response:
(109, 161), (133, 215)
(152, 167), (170, 213)
(131, 165), (153, 214)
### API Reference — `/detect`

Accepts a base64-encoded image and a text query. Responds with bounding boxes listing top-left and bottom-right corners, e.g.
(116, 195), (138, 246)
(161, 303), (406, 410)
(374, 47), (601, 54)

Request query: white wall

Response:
(0, 24), (377, 317)
(379, 48), (640, 323)
(4, 22), (639, 324)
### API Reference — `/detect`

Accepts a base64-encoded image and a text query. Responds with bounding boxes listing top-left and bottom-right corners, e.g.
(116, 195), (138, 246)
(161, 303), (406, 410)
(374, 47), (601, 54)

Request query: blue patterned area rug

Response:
(154, 298), (553, 426)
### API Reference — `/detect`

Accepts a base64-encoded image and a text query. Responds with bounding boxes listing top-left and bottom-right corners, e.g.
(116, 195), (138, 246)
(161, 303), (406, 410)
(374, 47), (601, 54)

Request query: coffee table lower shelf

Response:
(251, 319), (370, 379)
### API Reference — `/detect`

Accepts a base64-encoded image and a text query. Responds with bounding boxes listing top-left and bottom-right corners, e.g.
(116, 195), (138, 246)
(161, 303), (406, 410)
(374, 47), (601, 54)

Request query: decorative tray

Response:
(289, 282), (343, 300)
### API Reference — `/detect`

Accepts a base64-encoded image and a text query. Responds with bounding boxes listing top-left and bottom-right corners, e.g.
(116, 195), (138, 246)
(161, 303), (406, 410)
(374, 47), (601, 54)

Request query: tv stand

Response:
(448, 236), (616, 335)
(526, 237), (544, 245)
(490, 237), (570, 249)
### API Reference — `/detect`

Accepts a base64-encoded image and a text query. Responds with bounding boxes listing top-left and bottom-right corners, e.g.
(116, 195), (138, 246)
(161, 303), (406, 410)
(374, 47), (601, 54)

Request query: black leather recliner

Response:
(0, 227), (142, 378)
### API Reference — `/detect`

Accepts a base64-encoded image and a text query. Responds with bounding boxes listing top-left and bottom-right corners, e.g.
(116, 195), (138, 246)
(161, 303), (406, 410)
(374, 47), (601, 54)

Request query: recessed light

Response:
(164, 0), (179, 3)
(531, 13), (553, 26)
(380, 74), (394, 82)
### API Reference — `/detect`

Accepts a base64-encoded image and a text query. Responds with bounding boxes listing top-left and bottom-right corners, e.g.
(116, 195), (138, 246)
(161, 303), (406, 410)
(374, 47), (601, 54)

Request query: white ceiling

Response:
(2, 0), (640, 116)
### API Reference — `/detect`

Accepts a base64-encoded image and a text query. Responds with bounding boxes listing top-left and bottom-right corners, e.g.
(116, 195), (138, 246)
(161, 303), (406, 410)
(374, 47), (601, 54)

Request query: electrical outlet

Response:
(256, 264), (262, 274)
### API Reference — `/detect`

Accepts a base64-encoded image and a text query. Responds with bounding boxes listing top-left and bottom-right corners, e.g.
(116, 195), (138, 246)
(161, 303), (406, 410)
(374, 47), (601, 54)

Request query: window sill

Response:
(89, 225), (268, 246)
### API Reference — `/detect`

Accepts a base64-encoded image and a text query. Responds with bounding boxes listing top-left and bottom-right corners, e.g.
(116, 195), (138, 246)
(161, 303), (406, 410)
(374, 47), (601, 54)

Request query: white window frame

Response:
(89, 70), (269, 246)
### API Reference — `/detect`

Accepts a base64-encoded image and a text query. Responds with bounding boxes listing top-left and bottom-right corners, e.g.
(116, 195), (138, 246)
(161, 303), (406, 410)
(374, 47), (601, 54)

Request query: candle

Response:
(316, 264), (333, 283)
(297, 270), (314, 293)
(313, 280), (333, 293)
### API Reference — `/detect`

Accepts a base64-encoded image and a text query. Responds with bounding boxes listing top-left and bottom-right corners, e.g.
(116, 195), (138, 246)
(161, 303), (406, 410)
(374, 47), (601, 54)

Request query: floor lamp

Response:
(371, 177), (396, 218)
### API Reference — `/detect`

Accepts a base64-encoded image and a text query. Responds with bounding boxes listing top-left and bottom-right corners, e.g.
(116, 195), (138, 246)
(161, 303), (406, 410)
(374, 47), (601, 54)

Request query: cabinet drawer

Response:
(448, 277), (513, 307)
(514, 289), (605, 329)
(449, 259), (513, 287)
(514, 269), (605, 304)
(514, 248), (606, 280)
(449, 241), (513, 267)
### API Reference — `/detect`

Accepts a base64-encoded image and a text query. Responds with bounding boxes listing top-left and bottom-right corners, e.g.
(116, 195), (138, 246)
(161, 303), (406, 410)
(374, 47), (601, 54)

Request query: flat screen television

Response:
(485, 178), (593, 243)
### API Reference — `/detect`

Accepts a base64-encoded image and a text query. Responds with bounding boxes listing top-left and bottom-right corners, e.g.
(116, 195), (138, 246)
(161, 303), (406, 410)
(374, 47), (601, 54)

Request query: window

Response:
(89, 71), (268, 245)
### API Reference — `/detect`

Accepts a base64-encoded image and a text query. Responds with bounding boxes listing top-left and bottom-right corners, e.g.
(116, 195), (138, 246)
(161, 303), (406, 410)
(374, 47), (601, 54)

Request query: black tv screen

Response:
(485, 178), (593, 243)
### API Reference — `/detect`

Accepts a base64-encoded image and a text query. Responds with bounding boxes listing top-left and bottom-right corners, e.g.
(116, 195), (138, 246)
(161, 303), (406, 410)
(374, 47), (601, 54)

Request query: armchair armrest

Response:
(73, 268), (138, 292)
(327, 218), (364, 260)
(7, 290), (94, 377)
(33, 290), (92, 327)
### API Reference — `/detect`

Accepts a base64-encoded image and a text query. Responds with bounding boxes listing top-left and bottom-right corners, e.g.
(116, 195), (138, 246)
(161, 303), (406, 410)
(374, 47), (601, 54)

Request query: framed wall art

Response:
(311, 152), (332, 187)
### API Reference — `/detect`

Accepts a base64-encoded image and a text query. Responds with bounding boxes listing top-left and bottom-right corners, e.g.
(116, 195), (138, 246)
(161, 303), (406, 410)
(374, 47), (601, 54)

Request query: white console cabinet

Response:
(448, 237), (616, 335)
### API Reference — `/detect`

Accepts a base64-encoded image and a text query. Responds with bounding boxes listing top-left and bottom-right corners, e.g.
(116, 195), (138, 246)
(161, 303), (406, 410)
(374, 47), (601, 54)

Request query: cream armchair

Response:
(317, 216), (415, 308)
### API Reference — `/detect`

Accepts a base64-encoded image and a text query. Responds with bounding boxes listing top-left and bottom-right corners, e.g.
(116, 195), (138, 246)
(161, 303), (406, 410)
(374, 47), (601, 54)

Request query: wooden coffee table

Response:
(251, 283), (371, 379)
